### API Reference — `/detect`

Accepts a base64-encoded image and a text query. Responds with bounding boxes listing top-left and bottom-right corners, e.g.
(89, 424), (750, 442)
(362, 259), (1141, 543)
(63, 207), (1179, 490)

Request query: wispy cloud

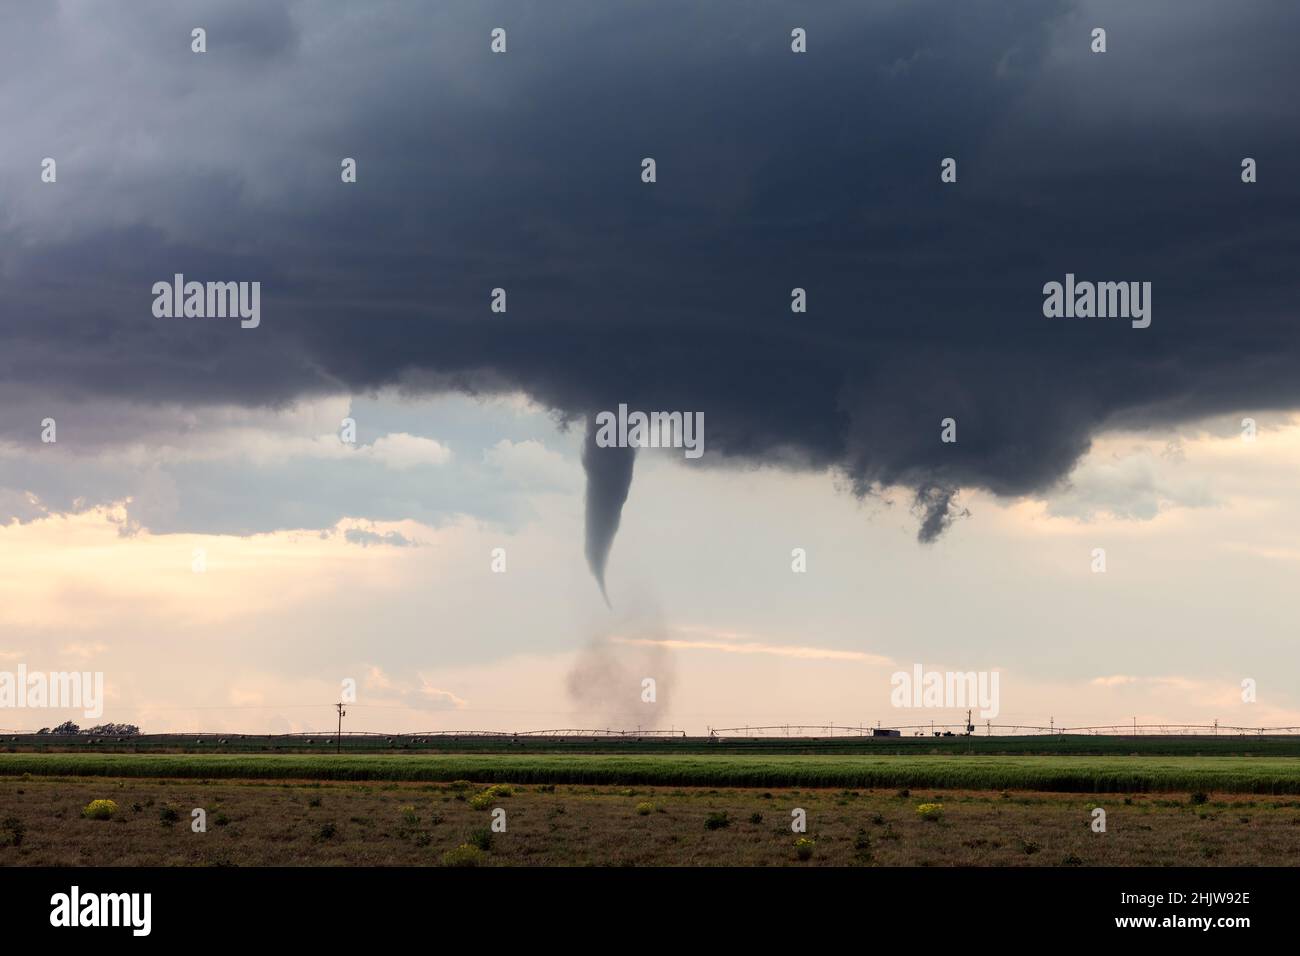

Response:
(363, 665), (468, 711)
(1091, 675), (1206, 692)
(613, 626), (893, 665)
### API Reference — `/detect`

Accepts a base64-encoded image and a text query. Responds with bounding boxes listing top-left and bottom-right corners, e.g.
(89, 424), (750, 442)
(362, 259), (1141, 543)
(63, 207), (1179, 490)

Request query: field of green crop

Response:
(4, 752), (1300, 794)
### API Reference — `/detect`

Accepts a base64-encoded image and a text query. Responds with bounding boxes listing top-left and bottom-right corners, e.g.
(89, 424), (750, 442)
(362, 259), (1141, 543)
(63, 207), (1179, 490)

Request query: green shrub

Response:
(82, 799), (119, 821)
(704, 811), (730, 831)
(916, 803), (944, 821)
(157, 804), (180, 825)
(468, 826), (493, 851)
(636, 802), (656, 816)
(441, 843), (485, 867)
(795, 837), (815, 861)
(469, 785), (513, 810)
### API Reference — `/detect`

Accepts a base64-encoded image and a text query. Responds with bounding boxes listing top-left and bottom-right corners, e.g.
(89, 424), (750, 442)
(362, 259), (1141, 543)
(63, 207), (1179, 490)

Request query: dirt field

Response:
(3, 775), (1298, 866)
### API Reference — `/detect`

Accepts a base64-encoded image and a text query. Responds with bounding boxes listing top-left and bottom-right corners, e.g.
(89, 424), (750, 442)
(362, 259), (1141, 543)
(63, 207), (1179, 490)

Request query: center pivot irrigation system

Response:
(12, 724), (1300, 744)
(707, 720), (1300, 738)
(300, 704), (1300, 740)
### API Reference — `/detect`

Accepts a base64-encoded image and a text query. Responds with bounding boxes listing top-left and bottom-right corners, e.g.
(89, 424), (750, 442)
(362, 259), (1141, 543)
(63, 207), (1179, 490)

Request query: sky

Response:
(1, 1), (1298, 734)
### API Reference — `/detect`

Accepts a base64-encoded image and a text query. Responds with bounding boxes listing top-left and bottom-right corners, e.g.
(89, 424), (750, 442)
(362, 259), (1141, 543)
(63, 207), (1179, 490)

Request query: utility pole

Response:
(335, 702), (346, 754)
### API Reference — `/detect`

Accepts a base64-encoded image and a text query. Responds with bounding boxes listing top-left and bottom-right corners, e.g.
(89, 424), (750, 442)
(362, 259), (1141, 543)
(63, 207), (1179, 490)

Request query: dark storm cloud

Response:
(343, 527), (415, 548)
(3, 1), (1300, 575)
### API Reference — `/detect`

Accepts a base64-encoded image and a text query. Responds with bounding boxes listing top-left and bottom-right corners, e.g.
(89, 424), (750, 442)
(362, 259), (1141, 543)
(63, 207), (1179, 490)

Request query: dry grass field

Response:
(3, 774), (1298, 866)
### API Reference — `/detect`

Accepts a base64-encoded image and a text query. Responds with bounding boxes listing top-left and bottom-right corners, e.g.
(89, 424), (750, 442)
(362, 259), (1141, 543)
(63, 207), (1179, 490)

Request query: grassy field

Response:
(3, 774), (1298, 866)
(5, 752), (1300, 793)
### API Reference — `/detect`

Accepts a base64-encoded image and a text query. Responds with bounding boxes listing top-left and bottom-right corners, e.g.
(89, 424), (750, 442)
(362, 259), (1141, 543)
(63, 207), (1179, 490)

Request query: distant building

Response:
(872, 728), (901, 737)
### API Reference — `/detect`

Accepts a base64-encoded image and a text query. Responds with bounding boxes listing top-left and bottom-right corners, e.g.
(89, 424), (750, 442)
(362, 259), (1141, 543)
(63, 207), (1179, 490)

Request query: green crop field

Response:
(4, 751), (1300, 794)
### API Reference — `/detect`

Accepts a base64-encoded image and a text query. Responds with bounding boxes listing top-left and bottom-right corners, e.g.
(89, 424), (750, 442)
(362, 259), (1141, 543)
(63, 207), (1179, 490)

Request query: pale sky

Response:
(2, 394), (1296, 735)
